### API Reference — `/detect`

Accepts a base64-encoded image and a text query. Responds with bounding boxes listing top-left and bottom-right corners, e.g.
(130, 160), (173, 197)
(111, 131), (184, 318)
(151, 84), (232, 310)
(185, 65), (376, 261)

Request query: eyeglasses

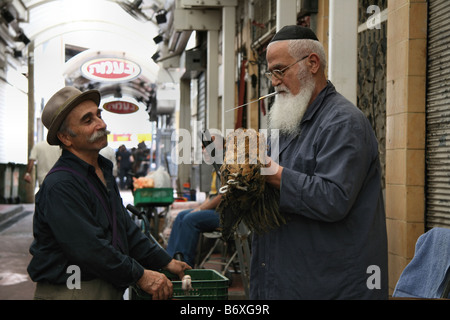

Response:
(265, 54), (310, 81)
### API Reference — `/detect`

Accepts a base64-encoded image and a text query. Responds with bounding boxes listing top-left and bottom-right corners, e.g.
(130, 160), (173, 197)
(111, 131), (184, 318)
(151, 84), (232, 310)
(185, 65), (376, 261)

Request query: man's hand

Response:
(163, 258), (192, 280)
(137, 270), (173, 300)
(262, 155), (283, 189)
(23, 173), (32, 183)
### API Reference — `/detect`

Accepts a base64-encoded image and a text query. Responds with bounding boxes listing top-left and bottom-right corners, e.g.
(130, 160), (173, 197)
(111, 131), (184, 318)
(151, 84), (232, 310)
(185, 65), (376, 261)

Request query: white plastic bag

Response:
(146, 167), (171, 188)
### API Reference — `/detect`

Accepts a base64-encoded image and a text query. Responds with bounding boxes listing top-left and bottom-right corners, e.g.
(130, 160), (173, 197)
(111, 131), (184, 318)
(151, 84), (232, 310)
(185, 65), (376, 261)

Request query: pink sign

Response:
(81, 58), (141, 82)
(103, 101), (139, 114)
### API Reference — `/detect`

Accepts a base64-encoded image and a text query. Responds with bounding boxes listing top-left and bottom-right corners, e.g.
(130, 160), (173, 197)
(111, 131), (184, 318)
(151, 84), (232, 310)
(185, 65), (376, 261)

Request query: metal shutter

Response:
(426, 0), (450, 228)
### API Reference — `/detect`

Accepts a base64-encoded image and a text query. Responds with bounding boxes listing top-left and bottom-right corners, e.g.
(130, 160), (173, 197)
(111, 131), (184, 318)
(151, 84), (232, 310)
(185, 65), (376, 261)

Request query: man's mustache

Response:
(275, 85), (290, 95)
(88, 129), (111, 143)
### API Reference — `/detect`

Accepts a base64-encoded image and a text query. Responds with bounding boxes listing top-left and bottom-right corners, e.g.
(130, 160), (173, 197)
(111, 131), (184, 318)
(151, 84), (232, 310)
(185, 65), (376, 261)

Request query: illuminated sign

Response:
(103, 101), (139, 114)
(81, 58), (141, 82)
(108, 134), (132, 142)
(107, 134), (151, 142)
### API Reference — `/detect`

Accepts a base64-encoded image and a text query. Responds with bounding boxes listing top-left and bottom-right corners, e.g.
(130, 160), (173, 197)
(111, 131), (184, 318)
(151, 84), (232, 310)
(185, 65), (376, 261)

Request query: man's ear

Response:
(57, 131), (71, 148)
(307, 53), (321, 74)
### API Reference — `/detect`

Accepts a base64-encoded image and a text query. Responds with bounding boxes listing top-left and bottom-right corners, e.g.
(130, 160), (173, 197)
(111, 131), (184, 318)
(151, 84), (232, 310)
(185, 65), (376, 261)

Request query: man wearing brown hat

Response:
(27, 87), (190, 300)
(252, 25), (388, 299)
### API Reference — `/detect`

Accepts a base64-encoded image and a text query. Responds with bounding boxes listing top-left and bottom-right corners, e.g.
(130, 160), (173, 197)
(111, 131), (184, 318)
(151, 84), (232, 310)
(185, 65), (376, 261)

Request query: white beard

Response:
(268, 72), (315, 136)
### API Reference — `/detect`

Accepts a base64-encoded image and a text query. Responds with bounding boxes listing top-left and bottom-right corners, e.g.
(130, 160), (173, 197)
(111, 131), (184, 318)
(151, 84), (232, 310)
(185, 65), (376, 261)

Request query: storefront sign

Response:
(108, 134), (132, 142)
(103, 101), (139, 114)
(81, 58), (141, 82)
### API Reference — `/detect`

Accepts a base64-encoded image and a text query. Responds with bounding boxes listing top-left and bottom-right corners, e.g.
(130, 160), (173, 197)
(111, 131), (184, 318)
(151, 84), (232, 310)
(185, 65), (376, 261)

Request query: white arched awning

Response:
(19, 0), (164, 93)
(13, 0), (169, 150)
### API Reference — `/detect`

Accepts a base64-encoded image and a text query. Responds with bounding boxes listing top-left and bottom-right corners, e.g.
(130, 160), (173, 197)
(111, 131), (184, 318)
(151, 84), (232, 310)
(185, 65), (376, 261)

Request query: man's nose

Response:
(96, 117), (107, 130)
(271, 76), (282, 87)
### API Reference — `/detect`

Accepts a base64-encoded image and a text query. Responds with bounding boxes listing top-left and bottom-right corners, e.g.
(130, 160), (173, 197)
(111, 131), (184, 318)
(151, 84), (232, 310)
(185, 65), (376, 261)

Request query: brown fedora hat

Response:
(42, 87), (101, 145)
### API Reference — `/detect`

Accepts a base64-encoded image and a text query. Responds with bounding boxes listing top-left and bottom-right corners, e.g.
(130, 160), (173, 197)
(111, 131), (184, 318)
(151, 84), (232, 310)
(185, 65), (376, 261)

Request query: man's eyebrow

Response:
(268, 63), (285, 71)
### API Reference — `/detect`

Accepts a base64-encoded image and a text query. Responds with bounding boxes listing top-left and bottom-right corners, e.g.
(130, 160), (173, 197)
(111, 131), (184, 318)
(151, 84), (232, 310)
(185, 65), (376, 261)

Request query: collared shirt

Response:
(250, 82), (388, 299)
(27, 150), (172, 289)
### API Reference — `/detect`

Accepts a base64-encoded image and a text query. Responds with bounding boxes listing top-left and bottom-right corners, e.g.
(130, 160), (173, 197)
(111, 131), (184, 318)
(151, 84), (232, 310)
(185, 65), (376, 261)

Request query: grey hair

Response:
(57, 117), (77, 148)
(288, 39), (327, 71)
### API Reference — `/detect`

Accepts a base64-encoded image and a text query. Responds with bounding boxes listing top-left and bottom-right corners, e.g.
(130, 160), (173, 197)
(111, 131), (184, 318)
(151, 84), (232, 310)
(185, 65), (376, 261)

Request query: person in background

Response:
(116, 144), (133, 190)
(166, 136), (223, 267)
(27, 86), (190, 300)
(23, 140), (61, 187)
(252, 25), (388, 299)
(100, 145), (118, 177)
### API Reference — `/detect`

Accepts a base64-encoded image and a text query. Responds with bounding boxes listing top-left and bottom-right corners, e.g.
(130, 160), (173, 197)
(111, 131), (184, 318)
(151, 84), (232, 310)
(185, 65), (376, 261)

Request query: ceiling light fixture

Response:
(151, 51), (160, 62)
(155, 10), (167, 24)
(1, 8), (15, 24)
(153, 34), (163, 44)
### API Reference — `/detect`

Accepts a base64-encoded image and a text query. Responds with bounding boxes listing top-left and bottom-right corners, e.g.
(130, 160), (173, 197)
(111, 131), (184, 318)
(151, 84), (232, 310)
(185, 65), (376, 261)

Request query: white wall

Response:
(329, 0), (358, 105)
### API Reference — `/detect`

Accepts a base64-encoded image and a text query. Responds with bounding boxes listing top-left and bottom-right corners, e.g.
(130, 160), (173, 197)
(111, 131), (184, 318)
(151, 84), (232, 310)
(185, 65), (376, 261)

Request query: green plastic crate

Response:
(134, 188), (174, 207)
(131, 269), (229, 300)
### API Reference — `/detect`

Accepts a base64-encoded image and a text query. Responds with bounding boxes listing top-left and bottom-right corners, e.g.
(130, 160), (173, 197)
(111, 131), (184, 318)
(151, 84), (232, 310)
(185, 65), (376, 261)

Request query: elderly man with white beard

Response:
(250, 25), (388, 300)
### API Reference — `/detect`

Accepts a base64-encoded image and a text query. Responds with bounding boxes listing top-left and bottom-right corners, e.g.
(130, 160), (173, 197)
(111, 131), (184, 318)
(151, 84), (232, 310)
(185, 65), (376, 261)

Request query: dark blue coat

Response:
(250, 82), (388, 299)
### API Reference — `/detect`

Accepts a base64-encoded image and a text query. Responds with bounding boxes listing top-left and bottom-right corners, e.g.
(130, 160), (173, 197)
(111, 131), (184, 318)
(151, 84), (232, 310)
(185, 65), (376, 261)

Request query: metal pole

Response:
(207, 30), (219, 130)
(26, 42), (35, 204)
(221, 6), (236, 132)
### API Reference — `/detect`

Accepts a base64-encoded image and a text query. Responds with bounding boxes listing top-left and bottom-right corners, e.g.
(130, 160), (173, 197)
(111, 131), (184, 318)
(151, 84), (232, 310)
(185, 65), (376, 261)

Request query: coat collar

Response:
(60, 149), (113, 176)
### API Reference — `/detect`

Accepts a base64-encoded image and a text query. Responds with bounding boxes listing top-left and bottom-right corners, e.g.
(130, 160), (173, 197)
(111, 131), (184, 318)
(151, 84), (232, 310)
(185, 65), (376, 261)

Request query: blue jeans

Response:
(166, 209), (220, 267)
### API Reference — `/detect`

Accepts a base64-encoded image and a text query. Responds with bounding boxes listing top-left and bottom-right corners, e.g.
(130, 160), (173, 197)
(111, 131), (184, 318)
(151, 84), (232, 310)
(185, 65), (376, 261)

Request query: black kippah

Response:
(270, 25), (319, 43)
